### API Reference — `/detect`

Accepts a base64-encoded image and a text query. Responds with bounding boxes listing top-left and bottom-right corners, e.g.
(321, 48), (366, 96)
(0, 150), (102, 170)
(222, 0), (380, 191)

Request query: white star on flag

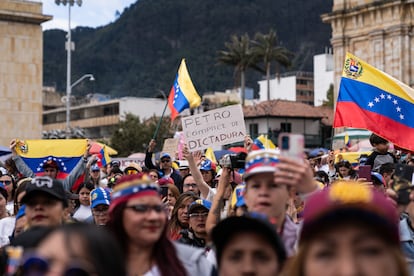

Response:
(368, 102), (374, 108)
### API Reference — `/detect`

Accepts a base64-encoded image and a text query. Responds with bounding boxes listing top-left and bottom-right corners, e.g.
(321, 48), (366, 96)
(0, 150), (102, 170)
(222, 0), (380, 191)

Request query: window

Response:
(280, 122), (291, 133)
(249, 124), (258, 137)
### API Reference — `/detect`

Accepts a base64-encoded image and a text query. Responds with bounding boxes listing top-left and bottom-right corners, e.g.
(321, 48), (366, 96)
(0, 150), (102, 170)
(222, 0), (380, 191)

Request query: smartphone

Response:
(160, 186), (169, 198)
(357, 165), (372, 181)
(278, 133), (304, 160)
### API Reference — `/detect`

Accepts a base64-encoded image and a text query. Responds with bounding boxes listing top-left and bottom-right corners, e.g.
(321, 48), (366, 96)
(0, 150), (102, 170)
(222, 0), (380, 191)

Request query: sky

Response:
(38, 0), (138, 30)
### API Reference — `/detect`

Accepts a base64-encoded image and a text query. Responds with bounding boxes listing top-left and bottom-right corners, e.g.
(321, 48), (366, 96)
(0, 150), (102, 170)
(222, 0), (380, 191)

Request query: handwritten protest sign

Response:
(162, 138), (179, 159)
(182, 105), (246, 151)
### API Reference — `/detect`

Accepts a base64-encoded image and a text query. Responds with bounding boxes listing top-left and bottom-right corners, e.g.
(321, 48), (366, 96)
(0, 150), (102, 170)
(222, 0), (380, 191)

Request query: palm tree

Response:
(217, 33), (260, 106)
(252, 29), (293, 101)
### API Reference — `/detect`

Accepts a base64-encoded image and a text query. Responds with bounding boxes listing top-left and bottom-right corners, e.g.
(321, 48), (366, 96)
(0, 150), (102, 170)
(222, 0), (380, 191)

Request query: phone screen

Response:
(160, 186), (168, 197)
(279, 133), (304, 160)
(357, 165), (372, 181)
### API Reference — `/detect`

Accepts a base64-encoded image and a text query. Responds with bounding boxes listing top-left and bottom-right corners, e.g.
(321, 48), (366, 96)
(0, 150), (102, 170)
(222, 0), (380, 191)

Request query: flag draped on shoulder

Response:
(334, 52), (414, 151)
(168, 59), (201, 121)
(15, 139), (87, 179)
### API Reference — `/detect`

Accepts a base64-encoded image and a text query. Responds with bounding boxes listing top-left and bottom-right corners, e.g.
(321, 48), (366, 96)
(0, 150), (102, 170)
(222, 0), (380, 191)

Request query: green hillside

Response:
(43, 0), (333, 98)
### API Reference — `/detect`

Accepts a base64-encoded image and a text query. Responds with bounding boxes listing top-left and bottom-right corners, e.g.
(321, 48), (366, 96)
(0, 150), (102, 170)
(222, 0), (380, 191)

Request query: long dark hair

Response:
(50, 223), (126, 276)
(167, 192), (198, 238)
(107, 201), (187, 276)
(74, 182), (94, 209)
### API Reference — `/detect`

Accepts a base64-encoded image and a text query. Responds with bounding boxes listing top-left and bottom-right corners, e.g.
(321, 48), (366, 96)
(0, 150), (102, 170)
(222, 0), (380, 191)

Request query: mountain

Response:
(43, 0), (333, 98)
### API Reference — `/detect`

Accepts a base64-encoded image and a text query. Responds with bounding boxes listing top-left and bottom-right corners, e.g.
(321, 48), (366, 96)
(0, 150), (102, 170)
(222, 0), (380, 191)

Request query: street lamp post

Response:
(61, 74), (95, 137)
(71, 74), (95, 90)
(55, 0), (83, 138)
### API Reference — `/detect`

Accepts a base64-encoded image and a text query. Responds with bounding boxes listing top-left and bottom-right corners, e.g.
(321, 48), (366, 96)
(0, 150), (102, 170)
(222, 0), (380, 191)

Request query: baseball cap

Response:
(110, 160), (120, 167)
(21, 176), (68, 207)
(91, 164), (100, 172)
(158, 177), (174, 186)
(243, 149), (279, 180)
(371, 172), (386, 187)
(212, 215), (286, 267)
(160, 153), (171, 160)
(16, 205), (26, 220)
(90, 187), (111, 208)
(0, 182), (8, 200)
(300, 181), (399, 245)
(188, 199), (212, 214)
(200, 159), (216, 171)
(43, 160), (59, 170)
(178, 160), (189, 170)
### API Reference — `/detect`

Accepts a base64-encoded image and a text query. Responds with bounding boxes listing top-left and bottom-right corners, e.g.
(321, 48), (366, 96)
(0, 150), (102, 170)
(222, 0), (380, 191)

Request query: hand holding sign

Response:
(181, 105), (246, 151)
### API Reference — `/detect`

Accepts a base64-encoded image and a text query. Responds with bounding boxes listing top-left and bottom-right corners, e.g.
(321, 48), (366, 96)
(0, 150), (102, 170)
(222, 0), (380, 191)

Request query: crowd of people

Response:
(0, 133), (411, 275)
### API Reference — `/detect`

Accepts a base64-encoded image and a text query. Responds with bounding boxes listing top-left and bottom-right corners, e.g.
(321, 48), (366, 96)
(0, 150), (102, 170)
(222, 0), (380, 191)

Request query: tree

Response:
(110, 113), (174, 157)
(322, 83), (334, 108)
(217, 33), (260, 106)
(251, 29), (293, 101)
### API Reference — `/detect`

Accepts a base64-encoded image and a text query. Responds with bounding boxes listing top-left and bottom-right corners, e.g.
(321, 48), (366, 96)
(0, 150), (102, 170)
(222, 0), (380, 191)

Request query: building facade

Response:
(0, 0), (51, 145)
(43, 97), (171, 139)
(243, 100), (333, 148)
(322, 0), (414, 101)
(313, 52), (334, 106)
(257, 72), (314, 105)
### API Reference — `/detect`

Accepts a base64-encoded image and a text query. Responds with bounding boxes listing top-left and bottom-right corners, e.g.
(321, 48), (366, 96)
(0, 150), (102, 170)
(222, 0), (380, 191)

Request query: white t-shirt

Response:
(72, 205), (92, 222)
(6, 201), (14, 216)
(143, 265), (160, 276)
(0, 216), (15, 247)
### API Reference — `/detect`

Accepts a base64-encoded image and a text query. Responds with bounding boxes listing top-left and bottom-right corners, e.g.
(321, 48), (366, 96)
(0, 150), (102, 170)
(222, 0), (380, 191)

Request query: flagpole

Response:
(153, 95), (169, 140)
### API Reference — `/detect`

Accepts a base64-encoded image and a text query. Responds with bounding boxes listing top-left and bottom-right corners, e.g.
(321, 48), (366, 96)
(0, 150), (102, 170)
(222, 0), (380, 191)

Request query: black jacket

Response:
(178, 229), (206, 249)
(145, 150), (183, 192)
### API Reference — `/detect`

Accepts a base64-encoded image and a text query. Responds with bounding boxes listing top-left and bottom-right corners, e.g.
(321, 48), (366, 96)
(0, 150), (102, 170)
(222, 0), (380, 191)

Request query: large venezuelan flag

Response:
(168, 59), (201, 121)
(15, 139), (87, 179)
(334, 53), (414, 151)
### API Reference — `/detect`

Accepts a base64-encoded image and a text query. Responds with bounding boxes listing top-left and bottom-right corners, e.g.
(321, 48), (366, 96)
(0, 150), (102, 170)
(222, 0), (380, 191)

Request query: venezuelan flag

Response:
(204, 147), (218, 167)
(251, 134), (276, 150)
(168, 59), (201, 121)
(15, 139), (87, 179)
(334, 53), (414, 151)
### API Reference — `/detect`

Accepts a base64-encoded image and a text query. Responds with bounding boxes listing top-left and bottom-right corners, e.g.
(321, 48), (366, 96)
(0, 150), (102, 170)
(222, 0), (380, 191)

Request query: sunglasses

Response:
(23, 255), (92, 276)
(125, 204), (164, 213)
(0, 180), (12, 186)
(161, 159), (171, 163)
(125, 169), (138, 175)
(189, 212), (208, 218)
(92, 207), (109, 215)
